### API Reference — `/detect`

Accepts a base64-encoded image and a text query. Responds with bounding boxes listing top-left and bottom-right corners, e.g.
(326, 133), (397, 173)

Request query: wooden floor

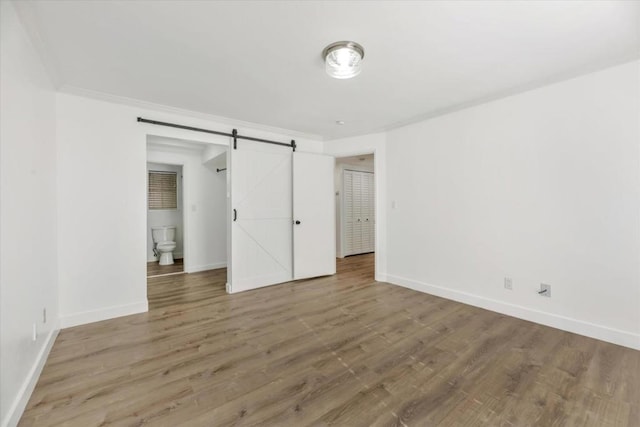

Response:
(147, 258), (184, 278)
(21, 254), (639, 426)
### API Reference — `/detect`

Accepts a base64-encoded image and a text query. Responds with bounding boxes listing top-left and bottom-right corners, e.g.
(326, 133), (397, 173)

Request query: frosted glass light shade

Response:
(323, 41), (364, 79)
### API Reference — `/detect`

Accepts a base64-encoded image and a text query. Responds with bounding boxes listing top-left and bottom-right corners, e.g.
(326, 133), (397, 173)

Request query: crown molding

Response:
(57, 85), (325, 142)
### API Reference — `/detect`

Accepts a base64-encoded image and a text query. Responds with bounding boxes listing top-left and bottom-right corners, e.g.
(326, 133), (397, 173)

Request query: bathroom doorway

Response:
(147, 162), (185, 278)
(145, 135), (229, 284)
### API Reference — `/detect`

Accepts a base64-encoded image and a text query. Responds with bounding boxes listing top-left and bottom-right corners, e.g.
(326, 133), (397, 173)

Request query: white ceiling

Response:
(15, 1), (640, 140)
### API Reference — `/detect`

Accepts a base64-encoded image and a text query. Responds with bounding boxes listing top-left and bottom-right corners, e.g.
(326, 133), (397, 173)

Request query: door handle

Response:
(233, 209), (237, 222)
(295, 220), (301, 225)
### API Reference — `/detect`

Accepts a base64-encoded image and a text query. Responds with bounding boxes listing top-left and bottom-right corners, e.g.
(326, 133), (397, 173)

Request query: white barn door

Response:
(228, 144), (336, 292)
(293, 152), (336, 280)
(229, 140), (292, 293)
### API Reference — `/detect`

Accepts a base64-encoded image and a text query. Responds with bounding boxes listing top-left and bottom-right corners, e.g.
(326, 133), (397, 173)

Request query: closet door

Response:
(352, 171), (363, 255)
(343, 170), (354, 256)
(342, 170), (377, 256)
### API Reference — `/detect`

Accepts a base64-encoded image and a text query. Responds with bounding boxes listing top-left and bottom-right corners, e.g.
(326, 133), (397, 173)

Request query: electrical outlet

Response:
(504, 277), (513, 290)
(43, 308), (47, 324)
(539, 283), (551, 298)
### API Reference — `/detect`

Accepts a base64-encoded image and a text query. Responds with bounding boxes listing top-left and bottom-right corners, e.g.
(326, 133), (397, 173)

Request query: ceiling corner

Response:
(12, 0), (64, 88)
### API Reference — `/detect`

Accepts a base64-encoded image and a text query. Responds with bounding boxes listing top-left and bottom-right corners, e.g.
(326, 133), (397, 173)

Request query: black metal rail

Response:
(137, 117), (296, 151)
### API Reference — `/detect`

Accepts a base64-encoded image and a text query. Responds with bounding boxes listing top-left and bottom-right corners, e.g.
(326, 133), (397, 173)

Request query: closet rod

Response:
(137, 117), (296, 151)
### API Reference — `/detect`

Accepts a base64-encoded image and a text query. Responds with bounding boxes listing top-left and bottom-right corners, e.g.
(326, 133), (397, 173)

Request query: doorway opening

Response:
(145, 135), (228, 286)
(335, 153), (375, 279)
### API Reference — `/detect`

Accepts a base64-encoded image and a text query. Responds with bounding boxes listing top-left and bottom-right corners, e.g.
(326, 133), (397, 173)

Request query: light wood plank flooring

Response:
(147, 258), (184, 278)
(20, 254), (640, 426)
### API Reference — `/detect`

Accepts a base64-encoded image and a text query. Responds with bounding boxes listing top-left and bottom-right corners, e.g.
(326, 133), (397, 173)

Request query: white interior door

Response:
(293, 152), (336, 280)
(229, 140), (292, 293)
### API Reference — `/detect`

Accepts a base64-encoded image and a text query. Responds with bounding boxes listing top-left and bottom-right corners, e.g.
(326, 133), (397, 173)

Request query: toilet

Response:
(151, 226), (177, 266)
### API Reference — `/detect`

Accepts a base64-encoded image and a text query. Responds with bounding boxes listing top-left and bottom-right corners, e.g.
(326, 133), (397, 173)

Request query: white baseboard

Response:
(385, 274), (640, 350)
(375, 273), (388, 282)
(2, 327), (59, 427)
(59, 301), (148, 329)
(186, 262), (226, 273)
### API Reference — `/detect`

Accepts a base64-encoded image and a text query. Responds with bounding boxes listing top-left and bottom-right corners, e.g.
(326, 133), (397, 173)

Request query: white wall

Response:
(324, 133), (387, 279)
(147, 142), (227, 272)
(146, 163), (184, 261)
(56, 91), (323, 328)
(0, 2), (59, 426)
(385, 61), (640, 349)
(334, 157), (375, 257)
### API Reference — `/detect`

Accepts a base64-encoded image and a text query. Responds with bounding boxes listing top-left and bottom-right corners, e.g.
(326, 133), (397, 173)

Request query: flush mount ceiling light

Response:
(322, 41), (365, 79)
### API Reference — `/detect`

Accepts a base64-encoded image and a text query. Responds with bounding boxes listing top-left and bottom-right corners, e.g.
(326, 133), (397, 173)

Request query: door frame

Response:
(145, 135), (231, 279)
(332, 149), (383, 280)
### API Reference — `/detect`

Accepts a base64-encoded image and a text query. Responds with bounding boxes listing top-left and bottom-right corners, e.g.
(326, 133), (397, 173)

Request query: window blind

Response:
(148, 171), (177, 210)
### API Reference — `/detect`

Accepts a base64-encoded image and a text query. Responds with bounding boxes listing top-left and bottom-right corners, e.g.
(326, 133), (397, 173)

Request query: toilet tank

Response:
(151, 226), (176, 243)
